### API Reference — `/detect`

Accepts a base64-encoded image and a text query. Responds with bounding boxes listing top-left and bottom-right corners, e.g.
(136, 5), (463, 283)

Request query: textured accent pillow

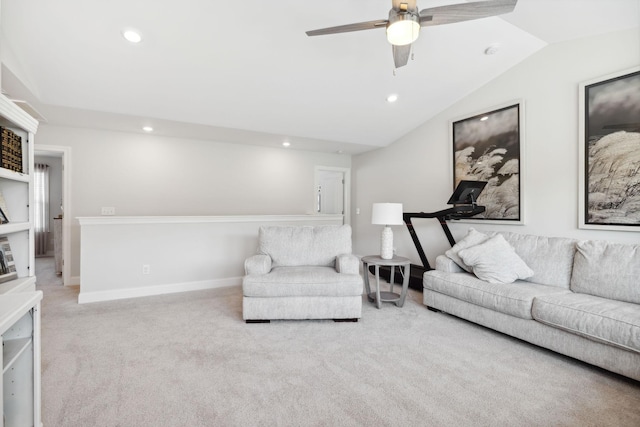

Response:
(458, 234), (534, 284)
(445, 228), (490, 272)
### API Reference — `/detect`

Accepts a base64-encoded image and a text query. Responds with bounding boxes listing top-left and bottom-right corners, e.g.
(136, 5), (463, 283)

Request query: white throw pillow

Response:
(445, 228), (490, 272)
(458, 234), (534, 284)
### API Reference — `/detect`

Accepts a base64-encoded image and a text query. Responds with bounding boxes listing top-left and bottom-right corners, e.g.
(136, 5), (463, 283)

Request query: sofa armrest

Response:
(435, 255), (464, 273)
(335, 253), (360, 275)
(244, 254), (272, 275)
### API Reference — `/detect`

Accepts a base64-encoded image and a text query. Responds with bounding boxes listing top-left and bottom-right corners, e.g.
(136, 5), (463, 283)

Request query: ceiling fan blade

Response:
(419, 0), (517, 27)
(306, 19), (388, 37)
(392, 44), (411, 68)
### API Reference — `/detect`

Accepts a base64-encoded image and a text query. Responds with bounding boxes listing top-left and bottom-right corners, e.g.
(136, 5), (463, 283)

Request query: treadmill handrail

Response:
(402, 205), (486, 270)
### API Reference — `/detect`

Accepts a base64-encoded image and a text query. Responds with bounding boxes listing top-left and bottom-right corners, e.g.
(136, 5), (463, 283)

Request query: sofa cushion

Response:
(570, 240), (640, 304)
(423, 270), (569, 319)
(258, 225), (352, 268)
(497, 232), (577, 289)
(445, 228), (490, 272)
(532, 292), (640, 354)
(243, 266), (363, 298)
(458, 234), (534, 284)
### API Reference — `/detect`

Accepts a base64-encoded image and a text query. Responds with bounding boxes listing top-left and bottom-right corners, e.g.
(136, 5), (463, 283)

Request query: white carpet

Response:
(36, 275), (640, 426)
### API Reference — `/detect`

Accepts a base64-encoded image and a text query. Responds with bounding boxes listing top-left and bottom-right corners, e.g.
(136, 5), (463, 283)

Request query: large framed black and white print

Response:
(579, 67), (640, 230)
(451, 101), (524, 223)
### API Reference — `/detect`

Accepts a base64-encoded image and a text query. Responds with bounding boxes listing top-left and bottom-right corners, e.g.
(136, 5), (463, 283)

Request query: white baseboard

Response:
(77, 277), (242, 304)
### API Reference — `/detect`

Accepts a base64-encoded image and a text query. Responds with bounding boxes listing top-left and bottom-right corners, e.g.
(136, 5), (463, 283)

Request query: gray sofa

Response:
(423, 229), (640, 381)
(243, 225), (363, 322)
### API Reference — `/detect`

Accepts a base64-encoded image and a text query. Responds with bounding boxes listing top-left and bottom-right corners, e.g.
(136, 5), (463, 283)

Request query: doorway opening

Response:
(34, 145), (71, 287)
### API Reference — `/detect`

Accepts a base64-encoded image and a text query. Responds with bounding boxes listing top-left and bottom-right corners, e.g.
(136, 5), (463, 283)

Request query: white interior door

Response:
(317, 170), (344, 215)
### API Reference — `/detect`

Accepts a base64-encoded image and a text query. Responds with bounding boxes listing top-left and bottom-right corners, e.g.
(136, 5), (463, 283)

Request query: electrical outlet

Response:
(142, 265), (151, 275)
(101, 207), (116, 216)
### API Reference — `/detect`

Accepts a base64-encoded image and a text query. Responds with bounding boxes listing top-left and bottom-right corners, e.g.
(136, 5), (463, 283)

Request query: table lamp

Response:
(371, 203), (403, 259)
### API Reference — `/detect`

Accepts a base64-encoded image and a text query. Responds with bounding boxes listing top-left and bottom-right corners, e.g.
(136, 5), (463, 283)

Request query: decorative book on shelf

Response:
(0, 236), (18, 283)
(0, 127), (23, 173)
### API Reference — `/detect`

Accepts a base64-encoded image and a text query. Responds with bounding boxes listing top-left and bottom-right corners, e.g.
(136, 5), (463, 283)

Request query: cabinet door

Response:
(2, 308), (35, 427)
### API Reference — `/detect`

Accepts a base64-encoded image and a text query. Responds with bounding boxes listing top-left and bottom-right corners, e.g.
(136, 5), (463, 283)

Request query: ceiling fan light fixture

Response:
(386, 10), (420, 46)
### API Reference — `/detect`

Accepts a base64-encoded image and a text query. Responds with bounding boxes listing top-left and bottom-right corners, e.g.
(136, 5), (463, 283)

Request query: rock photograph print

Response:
(452, 103), (521, 221)
(585, 70), (640, 227)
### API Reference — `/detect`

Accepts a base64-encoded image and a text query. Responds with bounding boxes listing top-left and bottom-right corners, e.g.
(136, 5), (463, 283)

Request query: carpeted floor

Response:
(35, 267), (640, 427)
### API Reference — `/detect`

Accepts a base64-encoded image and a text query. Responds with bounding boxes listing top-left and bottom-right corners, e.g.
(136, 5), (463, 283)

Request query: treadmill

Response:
(370, 180), (487, 290)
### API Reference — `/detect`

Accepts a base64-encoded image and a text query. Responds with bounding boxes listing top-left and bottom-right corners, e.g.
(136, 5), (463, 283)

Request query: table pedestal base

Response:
(362, 255), (411, 309)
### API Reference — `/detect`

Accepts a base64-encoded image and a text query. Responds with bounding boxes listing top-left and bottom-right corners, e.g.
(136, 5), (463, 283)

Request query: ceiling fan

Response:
(306, 0), (518, 68)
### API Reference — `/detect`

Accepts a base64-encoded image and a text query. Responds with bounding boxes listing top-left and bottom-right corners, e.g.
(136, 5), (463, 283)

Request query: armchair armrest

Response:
(335, 253), (360, 275)
(244, 254), (272, 275)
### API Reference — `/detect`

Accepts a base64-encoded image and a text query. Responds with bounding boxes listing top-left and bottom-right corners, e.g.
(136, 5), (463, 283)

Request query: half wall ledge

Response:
(77, 214), (344, 304)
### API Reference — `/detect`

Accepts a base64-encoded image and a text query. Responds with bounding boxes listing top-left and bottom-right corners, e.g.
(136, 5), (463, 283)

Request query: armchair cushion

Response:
(243, 266), (363, 298)
(258, 225), (352, 267)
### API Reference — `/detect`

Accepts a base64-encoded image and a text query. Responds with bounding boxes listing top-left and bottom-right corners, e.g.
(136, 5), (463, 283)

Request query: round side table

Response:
(361, 255), (411, 309)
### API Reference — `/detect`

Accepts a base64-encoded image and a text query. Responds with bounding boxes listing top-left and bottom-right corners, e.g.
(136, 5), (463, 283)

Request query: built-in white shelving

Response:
(0, 93), (41, 426)
(0, 93), (37, 293)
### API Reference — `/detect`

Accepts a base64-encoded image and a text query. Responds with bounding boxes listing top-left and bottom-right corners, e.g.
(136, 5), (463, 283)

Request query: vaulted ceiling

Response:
(1, 0), (638, 154)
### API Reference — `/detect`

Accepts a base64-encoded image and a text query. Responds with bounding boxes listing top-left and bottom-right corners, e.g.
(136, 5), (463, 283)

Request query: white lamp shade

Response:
(371, 203), (403, 225)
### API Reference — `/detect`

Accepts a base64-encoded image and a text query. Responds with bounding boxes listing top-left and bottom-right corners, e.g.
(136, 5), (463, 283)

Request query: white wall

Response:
(35, 125), (351, 280)
(352, 28), (640, 266)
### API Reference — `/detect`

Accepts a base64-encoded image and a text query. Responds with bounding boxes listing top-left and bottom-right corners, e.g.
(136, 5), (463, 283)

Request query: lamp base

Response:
(380, 226), (394, 260)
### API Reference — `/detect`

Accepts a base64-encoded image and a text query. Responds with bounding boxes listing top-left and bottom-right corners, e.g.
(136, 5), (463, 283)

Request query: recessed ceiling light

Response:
(142, 126), (153, 132)
(480, 116), (489, 121)
(282, 141), (291, 147)
(122, 29), (142, 43)
(387, 94), (398, 103)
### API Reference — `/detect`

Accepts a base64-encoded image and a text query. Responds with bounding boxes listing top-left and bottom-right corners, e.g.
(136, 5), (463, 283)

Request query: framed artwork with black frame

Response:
(451, 100), (525, 224)
(578, 67), (640, 230)
(0, 236), (17, 283)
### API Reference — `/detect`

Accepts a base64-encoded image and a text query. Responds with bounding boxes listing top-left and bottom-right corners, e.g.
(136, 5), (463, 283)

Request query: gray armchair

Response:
(242, 225), (363, 322)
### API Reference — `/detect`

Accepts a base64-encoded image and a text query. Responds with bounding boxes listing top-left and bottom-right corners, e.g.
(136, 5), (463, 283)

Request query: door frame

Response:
(314, 166), (351, 225)
(34, 144), (72, 286)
